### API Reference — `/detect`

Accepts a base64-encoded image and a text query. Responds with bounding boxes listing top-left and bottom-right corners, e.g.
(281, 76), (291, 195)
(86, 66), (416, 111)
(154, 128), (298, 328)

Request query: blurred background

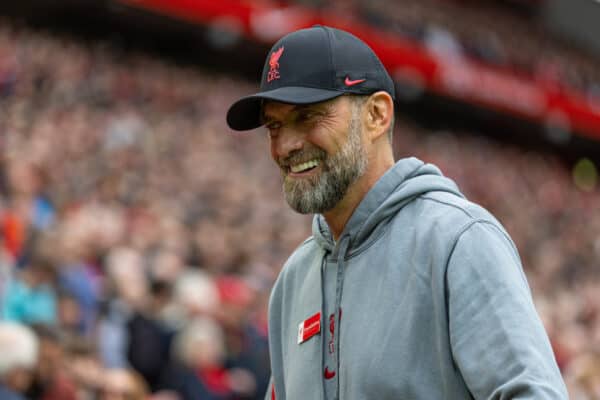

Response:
(0, 0), (598, 399)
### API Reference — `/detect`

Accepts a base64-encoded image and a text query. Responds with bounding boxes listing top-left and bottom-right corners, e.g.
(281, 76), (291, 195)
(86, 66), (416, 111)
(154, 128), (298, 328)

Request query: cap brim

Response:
(226, 86), (344, 131)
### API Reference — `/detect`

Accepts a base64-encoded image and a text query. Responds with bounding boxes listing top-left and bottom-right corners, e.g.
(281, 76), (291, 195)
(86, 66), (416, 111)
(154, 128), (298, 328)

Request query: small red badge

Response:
(298, 312), (321, 344)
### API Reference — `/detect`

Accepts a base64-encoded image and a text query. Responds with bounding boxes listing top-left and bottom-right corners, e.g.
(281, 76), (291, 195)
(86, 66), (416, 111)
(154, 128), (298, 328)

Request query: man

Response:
(226, 25), (567, 399)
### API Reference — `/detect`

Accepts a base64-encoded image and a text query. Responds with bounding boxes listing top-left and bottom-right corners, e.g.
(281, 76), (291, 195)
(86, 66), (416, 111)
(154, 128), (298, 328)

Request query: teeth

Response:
(290, 159), (320, 173)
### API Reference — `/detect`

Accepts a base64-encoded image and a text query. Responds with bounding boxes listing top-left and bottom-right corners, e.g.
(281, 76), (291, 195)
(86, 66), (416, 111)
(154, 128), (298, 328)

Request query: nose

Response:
(270, 128), (304, 161)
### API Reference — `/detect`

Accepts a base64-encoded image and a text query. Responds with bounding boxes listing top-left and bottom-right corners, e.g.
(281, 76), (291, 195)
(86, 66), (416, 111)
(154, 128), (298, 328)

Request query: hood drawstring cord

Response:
(333, 235), (351, 400)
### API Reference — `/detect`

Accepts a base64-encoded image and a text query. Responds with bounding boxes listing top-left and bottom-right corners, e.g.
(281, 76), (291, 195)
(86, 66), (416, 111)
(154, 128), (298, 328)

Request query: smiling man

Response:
(226, 25), (567, 400)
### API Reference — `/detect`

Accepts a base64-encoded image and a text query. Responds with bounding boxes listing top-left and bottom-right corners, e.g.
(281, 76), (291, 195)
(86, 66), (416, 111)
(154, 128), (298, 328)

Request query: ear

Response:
(364, 91), (394, 142)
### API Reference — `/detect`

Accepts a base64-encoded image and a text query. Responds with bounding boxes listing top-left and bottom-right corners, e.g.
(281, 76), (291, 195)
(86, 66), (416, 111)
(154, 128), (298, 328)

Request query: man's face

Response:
(264, 96), (368, 214)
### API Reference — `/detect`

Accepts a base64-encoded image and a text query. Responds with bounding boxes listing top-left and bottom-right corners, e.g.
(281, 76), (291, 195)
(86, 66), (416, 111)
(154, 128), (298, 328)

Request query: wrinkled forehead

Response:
(261, 97), (341, 123)
(262, 100), (297, 120)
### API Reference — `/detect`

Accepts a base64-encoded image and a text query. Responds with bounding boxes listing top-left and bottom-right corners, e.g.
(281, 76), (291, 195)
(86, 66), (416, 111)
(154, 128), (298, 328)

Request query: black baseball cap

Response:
(226, 25), (395, 131)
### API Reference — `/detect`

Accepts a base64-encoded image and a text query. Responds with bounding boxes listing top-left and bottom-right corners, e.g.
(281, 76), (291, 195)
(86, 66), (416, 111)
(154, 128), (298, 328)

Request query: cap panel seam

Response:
(368, 51), (395, 99)
(368, 49), (384, 85)
(322, 26), (336, 89)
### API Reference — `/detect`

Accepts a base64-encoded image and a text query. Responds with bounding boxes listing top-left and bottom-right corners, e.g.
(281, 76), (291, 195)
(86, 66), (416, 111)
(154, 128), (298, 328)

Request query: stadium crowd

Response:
(0, 16), (599, 400)
(295, 0), (600, 101)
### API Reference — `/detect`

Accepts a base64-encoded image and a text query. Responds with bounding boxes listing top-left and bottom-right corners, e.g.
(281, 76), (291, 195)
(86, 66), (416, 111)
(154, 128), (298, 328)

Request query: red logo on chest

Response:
(297, 311), (321, 344)
(267, 46), (284, 83)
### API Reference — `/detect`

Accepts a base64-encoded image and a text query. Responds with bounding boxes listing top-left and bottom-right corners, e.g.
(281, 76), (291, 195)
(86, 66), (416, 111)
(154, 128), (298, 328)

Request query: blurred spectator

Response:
(27, 323), (77, 400)
(64, 336), (105, 400)
(167, 270), (221, 327)
(2, 251), (57, 324)
(159, 317), (244, 400)
(56, 231), (102, 335)
(126, 303), (173, 392)
(565, 351), (600, 399)
(98, 368), (149, 400)
(215, 276), (269, 398)
(96, 295), (132, 369)
(2, 160), (55, 264)
(56, 290), (85, 335)
(0, 322), (38, 399)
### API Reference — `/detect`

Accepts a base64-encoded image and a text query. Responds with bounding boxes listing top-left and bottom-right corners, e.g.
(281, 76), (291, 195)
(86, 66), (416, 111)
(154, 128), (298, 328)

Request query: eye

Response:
(265, 121), (282, 137)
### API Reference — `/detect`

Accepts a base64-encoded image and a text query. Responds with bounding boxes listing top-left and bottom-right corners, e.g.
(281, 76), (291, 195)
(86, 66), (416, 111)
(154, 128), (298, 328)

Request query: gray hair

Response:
(172, 317), (224, 367)
(0, 322), (38, 377)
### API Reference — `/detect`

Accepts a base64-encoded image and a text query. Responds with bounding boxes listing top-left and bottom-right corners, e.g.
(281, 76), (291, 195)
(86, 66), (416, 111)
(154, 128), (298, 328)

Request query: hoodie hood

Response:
(312, 157), (464, 254)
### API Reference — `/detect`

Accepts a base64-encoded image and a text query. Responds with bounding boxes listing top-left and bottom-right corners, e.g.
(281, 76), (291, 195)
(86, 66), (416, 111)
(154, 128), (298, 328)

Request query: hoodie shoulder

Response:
(273, 236), (321, 285)
(405, 190), (516, 257)
(419, 190), (502, 228)
(288, 236), (319, 266)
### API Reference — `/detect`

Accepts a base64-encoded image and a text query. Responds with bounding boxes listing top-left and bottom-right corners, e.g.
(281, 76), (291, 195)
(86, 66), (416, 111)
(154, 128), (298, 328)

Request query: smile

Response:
(290, 159), (320, 173)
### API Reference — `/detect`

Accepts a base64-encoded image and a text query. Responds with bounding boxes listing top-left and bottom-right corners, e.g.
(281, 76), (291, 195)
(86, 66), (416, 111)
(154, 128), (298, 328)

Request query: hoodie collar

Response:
(312, 157), (463, 255)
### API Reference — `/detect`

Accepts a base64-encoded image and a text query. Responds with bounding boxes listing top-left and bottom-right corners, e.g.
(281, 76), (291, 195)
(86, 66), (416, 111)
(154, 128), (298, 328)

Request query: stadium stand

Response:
(0, 0), (599, 398)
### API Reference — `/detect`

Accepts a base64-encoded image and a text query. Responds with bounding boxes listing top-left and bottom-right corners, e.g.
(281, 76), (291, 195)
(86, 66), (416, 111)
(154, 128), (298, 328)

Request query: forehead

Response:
(262, 97), (341, 122)
(262, 101), (296, 120)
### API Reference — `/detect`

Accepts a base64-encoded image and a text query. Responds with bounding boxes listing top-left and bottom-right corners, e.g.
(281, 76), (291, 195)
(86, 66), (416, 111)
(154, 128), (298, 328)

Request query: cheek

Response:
(308, 126), (346, 155)
(269, 139), (280, 164)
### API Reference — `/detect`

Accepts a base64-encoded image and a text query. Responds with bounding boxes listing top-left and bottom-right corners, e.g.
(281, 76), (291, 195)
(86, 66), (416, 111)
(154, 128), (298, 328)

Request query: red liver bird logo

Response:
(267, 46), (284, 82)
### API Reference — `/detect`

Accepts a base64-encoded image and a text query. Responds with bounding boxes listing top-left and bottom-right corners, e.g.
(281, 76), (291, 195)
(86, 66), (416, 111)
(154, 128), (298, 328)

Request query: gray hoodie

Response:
(266, 157), (567, 400)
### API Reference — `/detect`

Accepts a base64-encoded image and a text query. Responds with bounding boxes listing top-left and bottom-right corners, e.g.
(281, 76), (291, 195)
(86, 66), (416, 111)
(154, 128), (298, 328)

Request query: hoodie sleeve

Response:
(446, 221), (567, 400)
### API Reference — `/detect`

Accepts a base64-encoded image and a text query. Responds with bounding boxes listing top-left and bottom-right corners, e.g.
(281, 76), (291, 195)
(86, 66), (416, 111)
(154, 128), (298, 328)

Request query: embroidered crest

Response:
(267, 46), (284, 83)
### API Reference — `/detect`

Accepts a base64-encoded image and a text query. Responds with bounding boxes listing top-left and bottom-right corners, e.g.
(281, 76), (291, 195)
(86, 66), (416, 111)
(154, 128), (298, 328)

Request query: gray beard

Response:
(282, 113), (368, 214)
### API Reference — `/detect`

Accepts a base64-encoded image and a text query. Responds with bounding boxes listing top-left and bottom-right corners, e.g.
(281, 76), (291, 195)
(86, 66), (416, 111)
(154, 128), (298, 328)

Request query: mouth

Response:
(289, 159), (320, 174)
(283, 158), (321, 178)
